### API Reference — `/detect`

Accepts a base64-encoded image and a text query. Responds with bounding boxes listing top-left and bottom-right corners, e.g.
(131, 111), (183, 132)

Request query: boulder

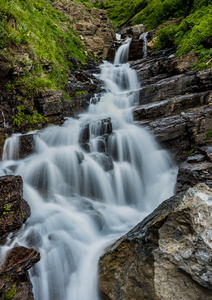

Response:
(18, 134), (36, 159)
(0, 175), (30, 244)
(99, 183), (212, 300)
(90, 153), (114, 172)
(0, 246), (40, 300)
(34, 90), (64, 116)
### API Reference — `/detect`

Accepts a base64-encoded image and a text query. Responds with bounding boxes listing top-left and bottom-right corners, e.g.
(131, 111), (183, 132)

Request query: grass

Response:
(94, 0), (212, 70)
(0, 0), (87, 94)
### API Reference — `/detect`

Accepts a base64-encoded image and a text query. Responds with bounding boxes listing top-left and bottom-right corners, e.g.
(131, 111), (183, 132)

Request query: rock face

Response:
(99, 183), (212, 300)
(0, 175), (30, 244)
(0, 175), (40, 300)
(0, 246), (40, 300)
(53, 0), (115, 59)
(177, 146), (212, 193)
(131, 49), (212, 161)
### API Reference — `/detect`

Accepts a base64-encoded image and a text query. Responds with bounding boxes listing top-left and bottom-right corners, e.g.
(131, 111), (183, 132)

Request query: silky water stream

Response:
(0, 40), (177, 300)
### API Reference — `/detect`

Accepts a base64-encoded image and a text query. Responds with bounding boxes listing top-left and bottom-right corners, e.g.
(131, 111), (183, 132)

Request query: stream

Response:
(0, 39), (177, 300)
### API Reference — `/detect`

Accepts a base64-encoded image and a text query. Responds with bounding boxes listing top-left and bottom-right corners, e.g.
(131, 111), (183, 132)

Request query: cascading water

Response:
(139, 32), (148, 58)
(0, 40), (177, 300)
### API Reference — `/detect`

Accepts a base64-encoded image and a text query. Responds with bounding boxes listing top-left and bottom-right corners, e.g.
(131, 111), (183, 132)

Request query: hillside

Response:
(95, 0), (212, 70)
(0, 0), (115, 136)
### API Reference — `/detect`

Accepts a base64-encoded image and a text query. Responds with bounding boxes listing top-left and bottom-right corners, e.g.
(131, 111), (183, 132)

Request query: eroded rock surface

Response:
(99, 184), (212, 300)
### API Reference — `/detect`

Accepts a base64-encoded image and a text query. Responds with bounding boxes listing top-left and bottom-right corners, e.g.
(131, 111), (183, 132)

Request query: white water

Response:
(0, 109), (8, 128)
(139, 32), (148, 58)
(0, 41), (177, 300)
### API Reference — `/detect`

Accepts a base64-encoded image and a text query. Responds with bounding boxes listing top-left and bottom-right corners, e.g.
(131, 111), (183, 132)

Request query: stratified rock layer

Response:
(99, 184), (212, 300)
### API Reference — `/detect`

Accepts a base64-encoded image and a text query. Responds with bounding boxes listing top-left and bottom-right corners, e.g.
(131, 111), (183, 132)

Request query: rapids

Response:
(0, 40), (177, 300)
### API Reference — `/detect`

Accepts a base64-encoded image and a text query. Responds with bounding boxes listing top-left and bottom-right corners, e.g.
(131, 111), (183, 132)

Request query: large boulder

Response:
(99, 183), (212, 300)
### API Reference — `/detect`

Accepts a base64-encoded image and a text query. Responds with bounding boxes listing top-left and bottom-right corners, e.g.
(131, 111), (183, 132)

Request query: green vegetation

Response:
(3, 204), (12, 215)
(4, 284), (16, 299)
(205, 129), (212, 139)
(12, 104), (47, 127)
(0, 0), (87, 93)
(75, 90), (88, 97)
(153, 4), (212, 69)
(95, 0), (212, 70)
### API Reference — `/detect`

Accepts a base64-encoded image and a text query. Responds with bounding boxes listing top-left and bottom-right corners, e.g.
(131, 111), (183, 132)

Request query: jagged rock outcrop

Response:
(0, 175), (40, 300)
(99, 183), (212, 300)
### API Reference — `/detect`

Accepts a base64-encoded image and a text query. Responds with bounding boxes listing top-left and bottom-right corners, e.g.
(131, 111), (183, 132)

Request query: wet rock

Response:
(75, 151), (84, 164)
(34, 90), (64, 116)
(138, 71), (197, 105)
(18, 134), (36, 159)
(134, 92), (210, 121)
(136, 101), (212, 161)
(129, 39), (144, 61)
(131, 48), (176, 85)
(0, 246), (40, 276)
(99, 184), (212, 300)
(176, 146), (212, 193)
(79, 124), (90, 144)
(0, 246), (40, 300)
(90, 153), (114, 172)
(90, 118), (113, 136)
(0, 175), (30, 244)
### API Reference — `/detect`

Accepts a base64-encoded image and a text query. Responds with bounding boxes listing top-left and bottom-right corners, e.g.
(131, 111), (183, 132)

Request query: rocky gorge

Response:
(0, 3), (212, 300)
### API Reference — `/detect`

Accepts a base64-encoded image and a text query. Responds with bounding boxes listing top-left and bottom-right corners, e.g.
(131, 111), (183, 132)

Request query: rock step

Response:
(138, 69), (212, 105)
(137, 104), (212, 160)
(134, 91), (211, 121)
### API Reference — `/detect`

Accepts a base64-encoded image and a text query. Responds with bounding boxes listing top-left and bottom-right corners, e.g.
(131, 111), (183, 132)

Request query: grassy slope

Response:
(0, 0), (86, 94)
(95, 0), (212, 70)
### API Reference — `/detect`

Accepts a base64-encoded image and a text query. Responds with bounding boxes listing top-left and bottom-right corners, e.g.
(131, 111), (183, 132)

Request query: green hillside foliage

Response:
(95, 0), (212, 70)
(0, 0), (86, 94)
(153, 4), (212, 69)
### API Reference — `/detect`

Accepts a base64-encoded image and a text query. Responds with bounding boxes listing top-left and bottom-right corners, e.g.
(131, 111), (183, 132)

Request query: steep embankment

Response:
(95, 0), (212, 70)
(0, 0), (115, 155)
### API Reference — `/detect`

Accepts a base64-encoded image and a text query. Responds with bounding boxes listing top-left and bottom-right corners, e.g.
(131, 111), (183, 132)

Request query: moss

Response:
(12, 104), (48, 128)
(4, 284), (16, 299)
(204, 129), (212, 139)
(74, 90), (88, 97)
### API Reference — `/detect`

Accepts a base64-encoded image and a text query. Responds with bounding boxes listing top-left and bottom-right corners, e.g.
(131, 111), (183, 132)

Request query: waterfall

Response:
(0, 109), (8, 128)
(139, 32), (148, 58)
(0, 40), (177, 300)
